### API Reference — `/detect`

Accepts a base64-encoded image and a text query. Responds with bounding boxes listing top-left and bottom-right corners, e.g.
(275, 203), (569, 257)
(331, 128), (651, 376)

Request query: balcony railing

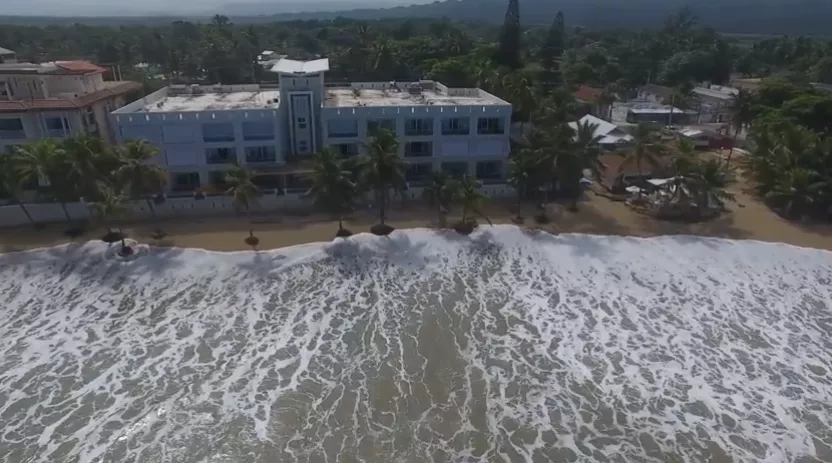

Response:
(242, 134), (275, 141)
(442, 127), (469, 135)
(405, 128), (433, 136)
(0, 130), (26, 140)
(405, 147), (432, 158)
(328, 131), (359, 138)
(206, 154), (236, 165)
(203, 135), (236, 143)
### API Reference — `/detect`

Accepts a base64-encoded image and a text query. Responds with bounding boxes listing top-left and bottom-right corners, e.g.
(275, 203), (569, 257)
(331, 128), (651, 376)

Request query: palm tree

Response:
(423, 170), (458, 227)
(621, 123), (667, 178)
(507, 151), (539, 213)
(61, 134), (112, 199)
(692, 158), (736, 210)
(765, 167), (824, 219)
(573, 119), (605, 181)
(726, 88), (755, 167)
(0, 151), (36, 225)
(454, 175), (491, 234)
(115, 140), (167, 217)
(225, 164), (260, 246)
(356, 128), (406, 235)
(14, 139), (78, 223)
(305, 148), (358, 237)
(91, 187), (131, 254)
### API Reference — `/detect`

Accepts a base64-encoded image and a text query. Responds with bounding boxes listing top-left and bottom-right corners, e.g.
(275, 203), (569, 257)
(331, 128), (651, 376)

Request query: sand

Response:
(2, 184), (831, 253)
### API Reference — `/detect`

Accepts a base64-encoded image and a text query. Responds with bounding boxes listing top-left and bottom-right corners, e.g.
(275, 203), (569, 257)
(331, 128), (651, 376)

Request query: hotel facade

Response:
(111, 58), (513, 194)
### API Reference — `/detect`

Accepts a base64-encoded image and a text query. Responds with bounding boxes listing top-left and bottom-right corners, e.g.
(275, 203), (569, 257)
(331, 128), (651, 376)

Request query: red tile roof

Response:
(54, 60), (108, 75)
(573, 85), (604, 103)
(0, 81), (141, 113)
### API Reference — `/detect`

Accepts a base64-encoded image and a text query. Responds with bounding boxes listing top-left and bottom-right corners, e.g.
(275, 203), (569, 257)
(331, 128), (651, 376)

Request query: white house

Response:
(569, 114), (632, 149)
(110, 57), (513, 193)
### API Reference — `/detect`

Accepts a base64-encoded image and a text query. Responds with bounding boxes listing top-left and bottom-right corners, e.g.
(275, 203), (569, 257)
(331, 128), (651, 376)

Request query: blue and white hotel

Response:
(111, 58), (512, 193)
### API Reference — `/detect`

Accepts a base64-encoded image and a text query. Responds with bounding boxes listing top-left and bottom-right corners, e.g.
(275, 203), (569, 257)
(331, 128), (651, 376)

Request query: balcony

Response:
(441, 118), (470, 135)
(0, 130), (26, 140)
(405, 142), (433, 158)
(206, 148), (236, 165)
(405, 118), (434, 137)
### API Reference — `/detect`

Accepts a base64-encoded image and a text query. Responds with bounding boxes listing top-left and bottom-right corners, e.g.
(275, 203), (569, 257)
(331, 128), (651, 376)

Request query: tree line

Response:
(0, 3), (830, 230)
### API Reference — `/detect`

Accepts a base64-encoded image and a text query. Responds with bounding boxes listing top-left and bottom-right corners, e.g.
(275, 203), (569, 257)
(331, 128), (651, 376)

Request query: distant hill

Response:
(259, 0), (832, 35)
(1, 0), (830, 35)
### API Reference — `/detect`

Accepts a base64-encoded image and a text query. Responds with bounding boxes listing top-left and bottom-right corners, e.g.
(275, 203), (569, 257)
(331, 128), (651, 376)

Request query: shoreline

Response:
(2, 188), (831, 253)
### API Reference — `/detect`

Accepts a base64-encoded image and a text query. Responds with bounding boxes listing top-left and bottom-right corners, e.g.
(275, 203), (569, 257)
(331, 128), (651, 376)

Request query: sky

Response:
(0, 0), (426, 16)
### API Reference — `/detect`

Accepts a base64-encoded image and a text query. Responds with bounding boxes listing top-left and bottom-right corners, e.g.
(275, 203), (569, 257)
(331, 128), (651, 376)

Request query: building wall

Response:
(0, 110), (84, 153)
(111, 108), (284, 191)
(320, 103), (512, 183)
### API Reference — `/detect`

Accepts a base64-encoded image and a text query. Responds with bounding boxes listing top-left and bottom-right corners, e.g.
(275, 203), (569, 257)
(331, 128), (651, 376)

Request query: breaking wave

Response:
(0, 226), (831, 463)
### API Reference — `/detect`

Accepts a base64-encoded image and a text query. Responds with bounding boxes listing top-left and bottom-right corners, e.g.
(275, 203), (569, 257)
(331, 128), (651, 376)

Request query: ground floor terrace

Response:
(166, 157), (508, 195)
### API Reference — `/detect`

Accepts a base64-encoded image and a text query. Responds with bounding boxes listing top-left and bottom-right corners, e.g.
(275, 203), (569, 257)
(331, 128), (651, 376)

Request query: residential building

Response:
(811, 82), (832, 94)
(0, 52), (140, 155)
(621, 102), (697, 125)
(111, 58), (513, 193)
(568, 114), (632, 149)
(0, 47), (17, 64)
(637, 84), (673, 104)
(678, 128), (733, 150)
(572, 85), (611, 120)
(691, 85), (738, 123)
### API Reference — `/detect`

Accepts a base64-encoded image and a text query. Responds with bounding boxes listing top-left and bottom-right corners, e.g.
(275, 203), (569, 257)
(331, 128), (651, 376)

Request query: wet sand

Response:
(2, 185), (831, 253)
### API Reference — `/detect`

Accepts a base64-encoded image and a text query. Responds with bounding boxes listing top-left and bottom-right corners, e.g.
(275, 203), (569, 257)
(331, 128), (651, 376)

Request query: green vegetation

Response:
(1, 3), (831, 233)
(225, 164), (261, 246)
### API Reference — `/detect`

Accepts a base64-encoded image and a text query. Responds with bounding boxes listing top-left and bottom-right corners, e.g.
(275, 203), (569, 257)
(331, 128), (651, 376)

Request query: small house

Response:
(569, 114), (632, 150)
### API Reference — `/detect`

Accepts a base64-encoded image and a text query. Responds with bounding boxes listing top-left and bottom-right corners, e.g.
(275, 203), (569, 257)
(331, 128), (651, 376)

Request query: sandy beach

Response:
(2, 183), (831, 253)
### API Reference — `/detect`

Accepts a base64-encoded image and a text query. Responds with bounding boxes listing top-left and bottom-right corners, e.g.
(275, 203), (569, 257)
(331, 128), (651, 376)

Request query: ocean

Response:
(0, 226), (831, 463)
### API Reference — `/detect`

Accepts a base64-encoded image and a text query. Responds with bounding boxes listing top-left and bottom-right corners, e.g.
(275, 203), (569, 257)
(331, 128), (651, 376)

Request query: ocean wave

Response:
(0, 226), (830, 463)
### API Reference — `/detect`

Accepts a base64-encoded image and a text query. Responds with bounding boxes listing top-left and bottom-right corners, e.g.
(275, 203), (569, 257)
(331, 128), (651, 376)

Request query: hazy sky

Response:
(1, 0), (424, 16)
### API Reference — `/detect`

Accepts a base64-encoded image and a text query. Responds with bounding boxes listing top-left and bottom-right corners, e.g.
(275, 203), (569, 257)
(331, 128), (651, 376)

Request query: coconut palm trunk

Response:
(60, 202), (71, 223)
(18, 202), (35, 224)
(338, 217), (344, 231)
(247, 207), (254, 238)
(145, 197), (157, 218)
(378, 188), (387, 224)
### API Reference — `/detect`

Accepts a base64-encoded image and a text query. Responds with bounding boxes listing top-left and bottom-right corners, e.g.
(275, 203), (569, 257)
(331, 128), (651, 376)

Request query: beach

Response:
(1, 185), (831, 253)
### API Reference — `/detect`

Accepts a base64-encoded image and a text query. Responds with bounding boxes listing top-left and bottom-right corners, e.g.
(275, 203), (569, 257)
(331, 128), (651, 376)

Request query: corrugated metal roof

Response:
(270, 58), (330, 74)
(0, 46), (15, 55)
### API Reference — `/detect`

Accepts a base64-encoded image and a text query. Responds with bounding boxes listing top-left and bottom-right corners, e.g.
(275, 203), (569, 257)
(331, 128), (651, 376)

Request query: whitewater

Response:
(1, 226), (831, 463)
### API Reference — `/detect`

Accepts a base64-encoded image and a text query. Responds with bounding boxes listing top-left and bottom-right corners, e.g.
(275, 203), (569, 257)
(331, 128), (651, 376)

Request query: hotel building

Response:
(111, 58), (512, 193)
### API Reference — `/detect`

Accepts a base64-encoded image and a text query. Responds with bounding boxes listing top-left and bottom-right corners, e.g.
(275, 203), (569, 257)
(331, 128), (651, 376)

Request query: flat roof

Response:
(325, 88), (501, 107)
(271, 58), (329, 74)
(140, 90), (280, 112)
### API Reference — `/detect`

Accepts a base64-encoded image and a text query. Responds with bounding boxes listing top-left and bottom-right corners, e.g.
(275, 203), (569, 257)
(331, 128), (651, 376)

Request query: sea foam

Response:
(0, 226), (830, 463)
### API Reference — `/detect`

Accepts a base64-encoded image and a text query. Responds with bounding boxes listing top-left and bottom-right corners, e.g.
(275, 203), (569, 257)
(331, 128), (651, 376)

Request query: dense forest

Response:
(2, 0), (831, 36)
(1, 2), (831, 222)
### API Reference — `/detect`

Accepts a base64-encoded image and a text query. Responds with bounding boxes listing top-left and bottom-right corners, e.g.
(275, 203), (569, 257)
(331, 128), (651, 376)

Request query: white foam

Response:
(0, 227), (830, 462)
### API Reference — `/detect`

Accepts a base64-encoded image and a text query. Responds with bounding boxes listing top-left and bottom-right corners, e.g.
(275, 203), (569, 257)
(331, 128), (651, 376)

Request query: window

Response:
(298, 141), (309, 153)
(44, 116), (69, 133)
(0, 81), (10, 100)
(83, 108), (96, 128)
(242, 121), (274, 141)
(0, 118), (25, 139)
(335, 143), (359, 157)
(327, 119), (358, 138)
(405, 141), (432, 157)
(208, 171), (228, 188)
(441, 161), (468, 179)
(476, 161), (503, 181)
(202, 122), (235, 142)
(405, 163), (432, 184)
(297, 117), (307, 129)
(171, 172), (200, 192)
(441, 118), (469, 135)
(205, 147), (236, 164)
(405, 118), (433, 136)
(367, 118), (396, 135)
(244, 146), (277, 163)
(477, 117), (504, 135)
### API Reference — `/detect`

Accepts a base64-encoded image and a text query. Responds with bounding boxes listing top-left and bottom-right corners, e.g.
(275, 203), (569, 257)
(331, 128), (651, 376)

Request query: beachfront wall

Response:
(0, 184), (517, 228)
